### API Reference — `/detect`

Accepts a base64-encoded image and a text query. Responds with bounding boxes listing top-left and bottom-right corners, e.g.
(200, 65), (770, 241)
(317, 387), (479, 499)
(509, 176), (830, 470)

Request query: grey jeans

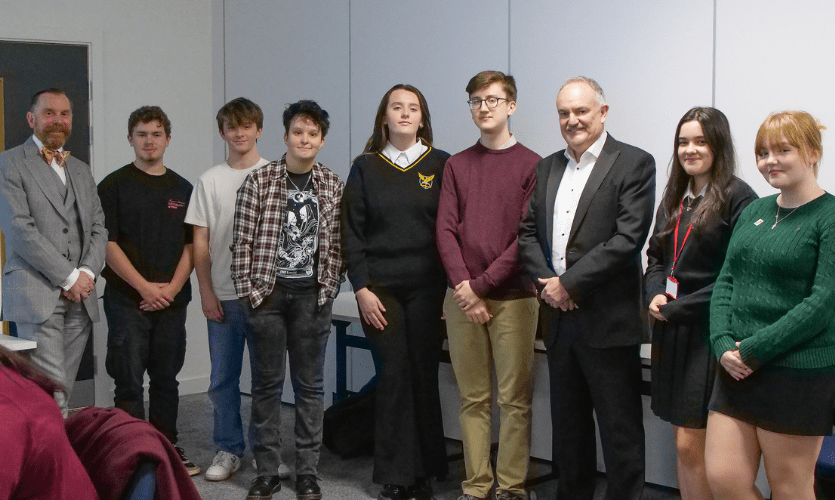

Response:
(247, 289), (333, 477)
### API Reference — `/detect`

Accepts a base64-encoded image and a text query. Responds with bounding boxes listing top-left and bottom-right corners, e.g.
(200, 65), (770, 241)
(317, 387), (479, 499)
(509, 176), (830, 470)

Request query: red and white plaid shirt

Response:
(231, 155), (345, 307)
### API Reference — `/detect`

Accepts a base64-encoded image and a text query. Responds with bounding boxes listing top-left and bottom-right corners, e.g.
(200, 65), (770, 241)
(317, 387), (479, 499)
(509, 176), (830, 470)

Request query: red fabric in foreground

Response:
(0, 365), (98, 500)
(65, 406), (201, 500)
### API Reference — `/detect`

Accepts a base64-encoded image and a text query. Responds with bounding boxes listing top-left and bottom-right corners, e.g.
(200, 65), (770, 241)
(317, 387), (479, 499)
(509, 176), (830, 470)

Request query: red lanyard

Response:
(671, 201), (693, 277)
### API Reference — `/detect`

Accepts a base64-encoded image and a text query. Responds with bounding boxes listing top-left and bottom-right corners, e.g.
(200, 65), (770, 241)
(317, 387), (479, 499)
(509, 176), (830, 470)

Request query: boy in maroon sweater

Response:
(436, 71), (540, 500)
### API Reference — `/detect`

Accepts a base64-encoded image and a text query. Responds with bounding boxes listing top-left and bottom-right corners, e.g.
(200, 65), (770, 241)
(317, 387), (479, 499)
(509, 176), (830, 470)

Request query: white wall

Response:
(715, 0), (835, 194)
(0, 0), (216, 405)
(217, 0), (834, 491)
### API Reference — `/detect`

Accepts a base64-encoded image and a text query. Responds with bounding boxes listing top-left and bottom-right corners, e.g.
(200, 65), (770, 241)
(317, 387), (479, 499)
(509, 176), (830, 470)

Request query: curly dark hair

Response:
(128, 106), (171, 137)
(282, 100), (329, 138)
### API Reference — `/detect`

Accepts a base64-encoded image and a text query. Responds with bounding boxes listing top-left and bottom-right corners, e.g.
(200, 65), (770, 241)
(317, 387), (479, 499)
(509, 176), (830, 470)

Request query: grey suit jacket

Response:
(0, 136), (107, 323)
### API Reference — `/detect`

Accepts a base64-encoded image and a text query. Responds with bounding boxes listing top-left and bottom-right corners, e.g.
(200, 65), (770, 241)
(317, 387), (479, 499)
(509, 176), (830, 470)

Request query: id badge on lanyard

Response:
(666, 276), (679, 300)
(667, 203), (692, 300)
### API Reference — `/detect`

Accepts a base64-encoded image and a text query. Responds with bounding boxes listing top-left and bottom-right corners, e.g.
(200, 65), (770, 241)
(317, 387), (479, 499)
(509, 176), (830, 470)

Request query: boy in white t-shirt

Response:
(185, 98), (288, 481)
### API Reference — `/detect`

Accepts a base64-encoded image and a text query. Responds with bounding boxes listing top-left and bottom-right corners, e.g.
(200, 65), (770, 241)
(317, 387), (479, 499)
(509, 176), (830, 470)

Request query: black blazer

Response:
(644, 177), (757, 326)
(518, 134), (656, 349)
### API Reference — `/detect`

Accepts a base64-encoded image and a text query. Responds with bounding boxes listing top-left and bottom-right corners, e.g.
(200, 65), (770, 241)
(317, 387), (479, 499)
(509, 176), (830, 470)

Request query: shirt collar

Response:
(31, 134), (64, 152)
(381, 139), (428, 164)
(564, 131), (607, 164)
(684, 181), (707, 200)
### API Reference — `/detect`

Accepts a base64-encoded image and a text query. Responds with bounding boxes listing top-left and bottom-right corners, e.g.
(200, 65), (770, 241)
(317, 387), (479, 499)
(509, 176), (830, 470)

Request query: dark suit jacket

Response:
(518, 134), (655, 349)
(0, 137), (107, 324)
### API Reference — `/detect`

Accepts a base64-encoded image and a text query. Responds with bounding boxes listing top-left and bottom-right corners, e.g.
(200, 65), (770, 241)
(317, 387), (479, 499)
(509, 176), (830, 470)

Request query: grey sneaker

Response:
(252, 458), (292, 479)
(496, 491), (529, 500)
(205, 450), (241, 481)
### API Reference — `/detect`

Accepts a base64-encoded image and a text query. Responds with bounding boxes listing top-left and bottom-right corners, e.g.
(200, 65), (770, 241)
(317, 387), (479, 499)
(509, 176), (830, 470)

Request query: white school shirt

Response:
(381, 140), (428, 168)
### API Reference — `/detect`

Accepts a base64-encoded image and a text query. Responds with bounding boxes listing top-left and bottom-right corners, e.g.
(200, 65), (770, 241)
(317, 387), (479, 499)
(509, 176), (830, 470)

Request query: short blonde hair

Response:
(755, 110), (826, 175)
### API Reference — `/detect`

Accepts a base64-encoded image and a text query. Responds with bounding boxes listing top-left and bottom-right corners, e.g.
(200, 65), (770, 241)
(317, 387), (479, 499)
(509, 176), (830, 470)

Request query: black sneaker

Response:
(379, 484), (407, 500)
(296, 474), (322, 500)
(406, 478), (434, 500)
(174, 446), (200, 476)
(247, 475), (282, 499)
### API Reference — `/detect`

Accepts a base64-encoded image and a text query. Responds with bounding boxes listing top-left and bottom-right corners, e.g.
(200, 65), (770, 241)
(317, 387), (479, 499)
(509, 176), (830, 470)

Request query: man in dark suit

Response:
(518, 77), (655, 500)
(0, 88), (107, 415)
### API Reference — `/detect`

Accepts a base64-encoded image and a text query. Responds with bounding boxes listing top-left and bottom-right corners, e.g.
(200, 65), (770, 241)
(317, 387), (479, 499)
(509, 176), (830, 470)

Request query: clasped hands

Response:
(537, 277), (577, 311)
(720, 342), (753, 381)
(138, 281), (179, 312)
(62, 272), (96, 303)
(454, 280), (492, 324)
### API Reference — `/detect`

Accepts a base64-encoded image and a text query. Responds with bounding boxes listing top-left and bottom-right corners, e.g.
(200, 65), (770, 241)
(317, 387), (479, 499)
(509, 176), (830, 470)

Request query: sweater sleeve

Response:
(436, 159), (470, 287)
(643, 204), (668, 304)
(708, 203), (750, 358)
(738, 216), (835, 369)
(341, 160), (371, 291)
(469, 161), (536, 297)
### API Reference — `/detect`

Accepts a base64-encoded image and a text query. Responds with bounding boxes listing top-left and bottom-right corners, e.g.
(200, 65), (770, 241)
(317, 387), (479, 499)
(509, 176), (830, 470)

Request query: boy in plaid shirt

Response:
(231, 100), (344, 500)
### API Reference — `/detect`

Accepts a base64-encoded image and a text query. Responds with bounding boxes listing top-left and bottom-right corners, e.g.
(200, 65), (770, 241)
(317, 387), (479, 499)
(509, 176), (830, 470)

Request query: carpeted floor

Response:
(174, 392), (681, 500)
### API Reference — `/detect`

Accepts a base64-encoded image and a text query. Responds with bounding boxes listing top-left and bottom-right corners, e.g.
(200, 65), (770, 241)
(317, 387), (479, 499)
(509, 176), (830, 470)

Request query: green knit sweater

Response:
(710, 192), (835, 370)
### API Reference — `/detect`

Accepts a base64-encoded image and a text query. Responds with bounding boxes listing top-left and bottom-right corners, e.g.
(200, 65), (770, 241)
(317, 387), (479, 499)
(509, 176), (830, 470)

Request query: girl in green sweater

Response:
(706, 111), (835, 500)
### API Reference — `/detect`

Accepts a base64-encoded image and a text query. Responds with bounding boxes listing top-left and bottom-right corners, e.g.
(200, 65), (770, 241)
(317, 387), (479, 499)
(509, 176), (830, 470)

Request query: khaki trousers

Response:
(444, 289), (538, 497)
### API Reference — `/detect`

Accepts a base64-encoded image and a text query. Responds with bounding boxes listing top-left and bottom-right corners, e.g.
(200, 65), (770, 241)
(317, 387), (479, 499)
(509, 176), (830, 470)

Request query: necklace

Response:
(772, 204), (799, 229)
(287, 172), (311, 192)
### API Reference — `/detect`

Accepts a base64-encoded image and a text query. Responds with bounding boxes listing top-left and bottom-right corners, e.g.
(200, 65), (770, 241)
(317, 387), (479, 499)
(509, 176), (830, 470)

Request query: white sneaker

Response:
(252, 458), (292, 479)
(205, 450), (241, 481)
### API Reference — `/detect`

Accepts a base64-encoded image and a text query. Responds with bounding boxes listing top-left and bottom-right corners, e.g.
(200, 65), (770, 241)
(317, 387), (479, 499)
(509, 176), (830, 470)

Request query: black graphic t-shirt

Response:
(274, 170), (319, 292)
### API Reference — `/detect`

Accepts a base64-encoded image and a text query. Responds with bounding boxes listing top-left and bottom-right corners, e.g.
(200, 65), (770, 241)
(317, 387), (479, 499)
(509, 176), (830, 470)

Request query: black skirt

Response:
(651, 320), (716, 428)
(709, 363), (835, 436)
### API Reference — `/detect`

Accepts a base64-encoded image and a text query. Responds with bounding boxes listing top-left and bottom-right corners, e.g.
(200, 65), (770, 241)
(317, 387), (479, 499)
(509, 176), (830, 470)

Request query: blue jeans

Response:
(247, 289), (333, 477)
(104, 286), (187, 444)
(208, 299), (257, 456)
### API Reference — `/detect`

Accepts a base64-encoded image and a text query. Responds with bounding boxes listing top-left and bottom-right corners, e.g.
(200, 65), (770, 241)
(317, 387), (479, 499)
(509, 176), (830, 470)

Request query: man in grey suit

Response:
(0, 88), (107, 414)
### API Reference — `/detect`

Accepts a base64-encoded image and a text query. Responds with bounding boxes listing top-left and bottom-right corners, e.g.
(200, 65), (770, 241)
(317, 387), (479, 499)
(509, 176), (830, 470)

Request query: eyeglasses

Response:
(467, 97), (510, 111)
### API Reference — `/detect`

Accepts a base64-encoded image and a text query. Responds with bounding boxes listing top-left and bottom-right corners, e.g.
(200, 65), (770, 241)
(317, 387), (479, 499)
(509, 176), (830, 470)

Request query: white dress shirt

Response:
(382, 139), (428, 168)
(552, 131), (608, 275)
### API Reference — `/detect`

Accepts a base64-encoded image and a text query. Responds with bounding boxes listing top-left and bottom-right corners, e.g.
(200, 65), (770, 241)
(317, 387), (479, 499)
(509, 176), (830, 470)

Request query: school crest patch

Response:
(418, 172), (434, 189)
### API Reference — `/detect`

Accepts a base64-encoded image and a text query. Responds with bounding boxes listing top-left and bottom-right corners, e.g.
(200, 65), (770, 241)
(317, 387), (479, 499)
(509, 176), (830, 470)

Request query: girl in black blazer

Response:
(645, 107), (756, 500)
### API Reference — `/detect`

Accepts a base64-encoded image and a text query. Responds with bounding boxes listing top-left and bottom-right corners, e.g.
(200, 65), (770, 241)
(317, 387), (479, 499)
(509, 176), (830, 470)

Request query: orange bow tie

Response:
(41, 147), (70, 167)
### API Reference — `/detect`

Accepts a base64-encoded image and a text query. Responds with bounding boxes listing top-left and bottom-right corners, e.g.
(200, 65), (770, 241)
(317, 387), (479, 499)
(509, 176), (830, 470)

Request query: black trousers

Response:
(546, 326), (645, 500)
(361, 283), (448, 486)
(104, 287), (187, 444)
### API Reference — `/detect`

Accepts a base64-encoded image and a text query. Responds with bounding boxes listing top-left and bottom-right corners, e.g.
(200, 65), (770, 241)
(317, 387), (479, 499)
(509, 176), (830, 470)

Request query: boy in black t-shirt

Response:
(97, 106), (199, 475)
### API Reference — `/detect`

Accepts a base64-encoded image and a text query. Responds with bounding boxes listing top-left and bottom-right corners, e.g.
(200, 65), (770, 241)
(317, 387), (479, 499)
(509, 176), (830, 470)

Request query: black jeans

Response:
(104, 287), (187, 444)
(247, 288), (333, 477)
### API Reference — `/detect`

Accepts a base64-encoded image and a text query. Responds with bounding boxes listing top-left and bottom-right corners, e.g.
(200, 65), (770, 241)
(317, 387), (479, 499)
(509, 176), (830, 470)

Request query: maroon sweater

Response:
(437, 141), (540, 299)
